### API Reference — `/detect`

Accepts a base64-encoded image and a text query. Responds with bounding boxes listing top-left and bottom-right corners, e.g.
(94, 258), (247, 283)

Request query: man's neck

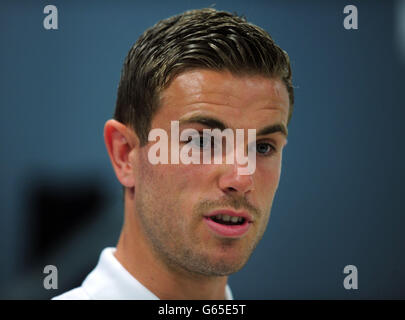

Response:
(114, 205), (228, 300)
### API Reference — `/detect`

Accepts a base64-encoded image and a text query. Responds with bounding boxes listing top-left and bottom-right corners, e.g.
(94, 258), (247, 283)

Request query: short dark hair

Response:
(114, 8), (294, 146)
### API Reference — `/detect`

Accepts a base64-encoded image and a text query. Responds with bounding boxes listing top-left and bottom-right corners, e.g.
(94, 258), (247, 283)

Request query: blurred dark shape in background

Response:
(1, 170), (122, 299)
(25, 174), (105, 265)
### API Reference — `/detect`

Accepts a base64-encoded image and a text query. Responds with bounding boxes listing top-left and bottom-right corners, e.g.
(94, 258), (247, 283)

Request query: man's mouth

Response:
(204, 210), (252, 238)
(210, 214), (246, 225)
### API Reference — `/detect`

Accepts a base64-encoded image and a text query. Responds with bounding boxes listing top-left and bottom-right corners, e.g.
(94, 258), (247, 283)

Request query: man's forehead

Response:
(162, 69), (288, 102)
(158, 69), (290, 123)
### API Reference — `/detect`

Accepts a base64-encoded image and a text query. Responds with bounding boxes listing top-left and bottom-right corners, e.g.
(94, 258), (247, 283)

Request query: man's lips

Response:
(203, 209), (253, 238)
(204, 209), (253, 222)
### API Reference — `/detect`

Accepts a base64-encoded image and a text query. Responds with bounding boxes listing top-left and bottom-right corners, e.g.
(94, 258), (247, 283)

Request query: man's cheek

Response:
(175, 163), (207, 187)
(256, 178), (278, 210)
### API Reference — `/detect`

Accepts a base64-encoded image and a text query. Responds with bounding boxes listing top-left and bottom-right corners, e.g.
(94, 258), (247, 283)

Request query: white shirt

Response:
(53, 247), (233, 300)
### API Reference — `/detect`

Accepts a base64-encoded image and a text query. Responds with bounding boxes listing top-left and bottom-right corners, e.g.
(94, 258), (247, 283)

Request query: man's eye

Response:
(188, 134), (212, 149)
(256, 142), (275, 156)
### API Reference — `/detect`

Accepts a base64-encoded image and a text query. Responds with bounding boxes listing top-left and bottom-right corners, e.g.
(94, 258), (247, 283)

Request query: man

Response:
(54, 7), (294, 300)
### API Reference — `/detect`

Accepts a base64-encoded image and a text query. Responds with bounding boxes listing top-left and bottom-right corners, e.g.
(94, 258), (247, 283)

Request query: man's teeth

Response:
(215, 214), (244, 223)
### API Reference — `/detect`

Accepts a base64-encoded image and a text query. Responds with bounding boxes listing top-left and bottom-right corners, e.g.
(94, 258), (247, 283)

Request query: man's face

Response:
(131, 69), (289, 276)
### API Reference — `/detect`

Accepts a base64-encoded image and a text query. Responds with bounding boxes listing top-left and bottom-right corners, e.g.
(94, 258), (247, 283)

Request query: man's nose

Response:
(218, 161), (254, 196)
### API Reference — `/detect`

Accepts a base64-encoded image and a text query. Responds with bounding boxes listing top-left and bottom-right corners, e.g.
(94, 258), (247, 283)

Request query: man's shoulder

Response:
(52, 287), (90, 300)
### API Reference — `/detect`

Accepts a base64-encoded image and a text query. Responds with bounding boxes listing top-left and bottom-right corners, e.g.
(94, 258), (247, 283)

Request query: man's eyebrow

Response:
(179, 115), (288, 137)
(257, 123), (288, 137)
(178, 115), (227, 131)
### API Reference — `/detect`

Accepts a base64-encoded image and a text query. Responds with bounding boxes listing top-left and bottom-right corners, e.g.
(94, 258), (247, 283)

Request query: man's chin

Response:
(191, 237), (258, 276)
(182, 250), (251, 277)
(200, 258), (248, 276)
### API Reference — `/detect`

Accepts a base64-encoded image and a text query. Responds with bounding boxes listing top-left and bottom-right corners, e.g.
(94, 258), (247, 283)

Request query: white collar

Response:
(81, 247), (233, 300)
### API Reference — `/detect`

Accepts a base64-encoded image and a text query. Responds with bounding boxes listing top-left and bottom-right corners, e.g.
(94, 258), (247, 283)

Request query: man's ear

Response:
(104, 119), (139, 188)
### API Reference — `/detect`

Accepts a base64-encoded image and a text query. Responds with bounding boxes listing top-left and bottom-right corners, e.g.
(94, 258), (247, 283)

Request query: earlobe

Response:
(104, 119), (137, 188)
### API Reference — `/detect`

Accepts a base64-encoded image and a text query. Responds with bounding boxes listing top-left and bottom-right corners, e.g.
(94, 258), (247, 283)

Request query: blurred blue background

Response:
(1, 0), (404, 299)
